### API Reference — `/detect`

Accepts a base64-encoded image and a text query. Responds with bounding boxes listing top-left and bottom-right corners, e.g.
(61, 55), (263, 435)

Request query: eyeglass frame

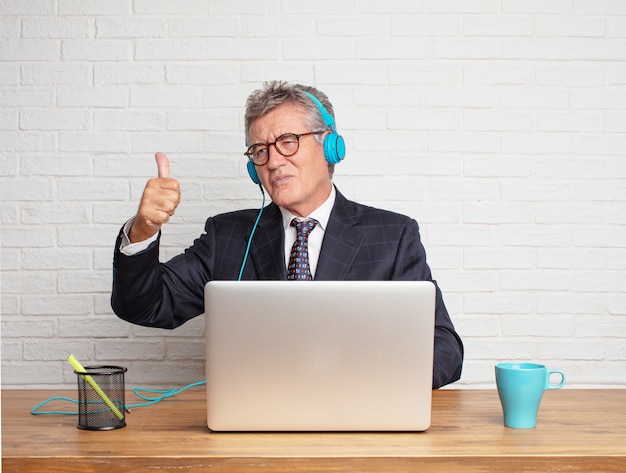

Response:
(244, 131), (325, 166)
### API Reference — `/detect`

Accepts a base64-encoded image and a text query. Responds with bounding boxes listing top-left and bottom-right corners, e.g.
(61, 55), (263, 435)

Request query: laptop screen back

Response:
(205, 280), (435, 431)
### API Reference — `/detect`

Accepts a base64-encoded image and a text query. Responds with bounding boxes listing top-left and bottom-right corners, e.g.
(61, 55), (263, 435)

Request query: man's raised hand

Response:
(129, 152), (181, 243)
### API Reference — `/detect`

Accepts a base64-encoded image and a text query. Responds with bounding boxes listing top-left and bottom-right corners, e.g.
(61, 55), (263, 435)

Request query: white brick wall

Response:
(2, 1), (625, 390)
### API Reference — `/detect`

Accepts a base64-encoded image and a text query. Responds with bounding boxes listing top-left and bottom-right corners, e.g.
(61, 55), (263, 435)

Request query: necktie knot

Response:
(292, 218), (317, 237)
(288, 218), (318, 280)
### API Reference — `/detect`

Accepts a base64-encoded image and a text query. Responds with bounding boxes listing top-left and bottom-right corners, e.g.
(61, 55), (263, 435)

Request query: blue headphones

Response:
(247, 91), (346, 185)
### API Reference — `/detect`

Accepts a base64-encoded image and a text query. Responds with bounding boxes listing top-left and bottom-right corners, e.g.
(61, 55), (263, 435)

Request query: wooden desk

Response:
(2, 388), (625, 472)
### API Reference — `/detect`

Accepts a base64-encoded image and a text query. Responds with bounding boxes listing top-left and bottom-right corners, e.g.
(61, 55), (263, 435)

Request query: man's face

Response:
(249, 102), (332, 217)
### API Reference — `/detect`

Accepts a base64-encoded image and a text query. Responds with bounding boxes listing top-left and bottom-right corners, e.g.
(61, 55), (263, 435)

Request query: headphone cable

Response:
(237, 184), (265, 281)
(33, 185), (267, 415)
(30, 379), (207, 416)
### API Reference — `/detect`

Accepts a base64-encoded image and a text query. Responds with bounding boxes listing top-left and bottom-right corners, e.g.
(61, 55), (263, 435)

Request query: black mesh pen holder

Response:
(75, 366), (127, 430)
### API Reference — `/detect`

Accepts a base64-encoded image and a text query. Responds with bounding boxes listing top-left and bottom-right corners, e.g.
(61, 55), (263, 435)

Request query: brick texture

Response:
(2, 1), (625, 390)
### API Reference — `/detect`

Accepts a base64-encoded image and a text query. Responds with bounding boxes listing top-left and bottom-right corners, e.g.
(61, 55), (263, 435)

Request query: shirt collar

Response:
(279, 185), (336, 232)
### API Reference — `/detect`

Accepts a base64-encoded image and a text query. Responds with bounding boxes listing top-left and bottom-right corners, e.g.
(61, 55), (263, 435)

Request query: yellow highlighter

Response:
(67, 354), (124, 420)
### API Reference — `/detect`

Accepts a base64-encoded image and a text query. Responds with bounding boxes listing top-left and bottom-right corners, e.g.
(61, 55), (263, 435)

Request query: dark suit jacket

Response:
(112, 188), (463, 388)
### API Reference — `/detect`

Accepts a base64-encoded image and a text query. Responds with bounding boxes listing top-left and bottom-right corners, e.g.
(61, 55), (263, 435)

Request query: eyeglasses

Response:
(244, 131), (324, 166)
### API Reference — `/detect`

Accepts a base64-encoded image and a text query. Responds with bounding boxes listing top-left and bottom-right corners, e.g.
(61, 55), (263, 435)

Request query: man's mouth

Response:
(272, 174), (293, 185)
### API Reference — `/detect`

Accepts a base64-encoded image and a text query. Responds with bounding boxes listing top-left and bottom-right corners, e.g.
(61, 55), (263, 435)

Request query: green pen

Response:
(67, 354), (124, 421)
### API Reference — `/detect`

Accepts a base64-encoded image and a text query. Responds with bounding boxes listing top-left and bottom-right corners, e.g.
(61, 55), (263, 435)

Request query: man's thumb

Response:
(155, 152), (170, 178)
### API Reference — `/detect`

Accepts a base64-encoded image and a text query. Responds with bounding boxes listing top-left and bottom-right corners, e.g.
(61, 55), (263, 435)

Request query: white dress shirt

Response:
(279, 185), (336, 278)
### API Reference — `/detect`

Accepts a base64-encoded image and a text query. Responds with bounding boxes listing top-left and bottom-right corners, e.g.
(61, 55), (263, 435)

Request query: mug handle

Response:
(545, 369), (566, 390)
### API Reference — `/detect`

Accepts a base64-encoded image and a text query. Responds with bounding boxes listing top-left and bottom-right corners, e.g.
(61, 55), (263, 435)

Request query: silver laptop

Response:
(204, 280), (435, 432)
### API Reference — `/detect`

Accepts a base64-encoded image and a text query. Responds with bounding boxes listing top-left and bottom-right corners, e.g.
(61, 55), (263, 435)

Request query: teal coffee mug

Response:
(495, 362), (566, 429)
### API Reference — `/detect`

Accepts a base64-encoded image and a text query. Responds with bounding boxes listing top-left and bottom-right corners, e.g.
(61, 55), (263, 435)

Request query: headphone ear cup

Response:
(323, 133), (346, 165)
(247, 161), (260, 184)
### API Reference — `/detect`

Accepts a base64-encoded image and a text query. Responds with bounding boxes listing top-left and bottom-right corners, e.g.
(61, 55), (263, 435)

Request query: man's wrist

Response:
(120, 218), (159, 256)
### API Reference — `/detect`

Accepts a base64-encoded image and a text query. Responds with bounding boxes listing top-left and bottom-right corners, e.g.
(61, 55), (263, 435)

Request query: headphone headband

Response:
(302, 91), (346, 165)
(303, 92), (337, 132)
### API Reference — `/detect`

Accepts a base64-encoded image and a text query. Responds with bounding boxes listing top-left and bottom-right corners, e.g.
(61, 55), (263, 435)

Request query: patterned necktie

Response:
(287, 218), (318, 280)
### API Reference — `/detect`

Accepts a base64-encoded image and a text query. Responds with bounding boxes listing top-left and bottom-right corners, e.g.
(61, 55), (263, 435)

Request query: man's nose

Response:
(266, 144), (286, 168)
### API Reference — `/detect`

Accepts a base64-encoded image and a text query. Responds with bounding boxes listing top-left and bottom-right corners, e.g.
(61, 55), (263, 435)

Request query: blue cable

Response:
(126, 379), (206, 410)
(33, 186), (265, 416)
(31, 379), (206, 416)
(30, 396), (81, 416)
(237, 185), (265, 281)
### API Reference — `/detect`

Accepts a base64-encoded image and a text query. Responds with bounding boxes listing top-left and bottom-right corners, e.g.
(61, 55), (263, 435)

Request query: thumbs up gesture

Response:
(129, 152), (181, 243)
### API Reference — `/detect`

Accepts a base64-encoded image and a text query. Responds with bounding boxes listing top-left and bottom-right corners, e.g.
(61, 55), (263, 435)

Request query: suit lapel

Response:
(248, 203), (287, 280)
(315, 190), (364, 281)
(245, 189), (364, 281)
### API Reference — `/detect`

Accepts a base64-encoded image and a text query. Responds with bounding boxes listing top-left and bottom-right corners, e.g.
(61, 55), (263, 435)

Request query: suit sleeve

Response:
(111, 220), (216, 329)
(394, 220), (464, 389)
